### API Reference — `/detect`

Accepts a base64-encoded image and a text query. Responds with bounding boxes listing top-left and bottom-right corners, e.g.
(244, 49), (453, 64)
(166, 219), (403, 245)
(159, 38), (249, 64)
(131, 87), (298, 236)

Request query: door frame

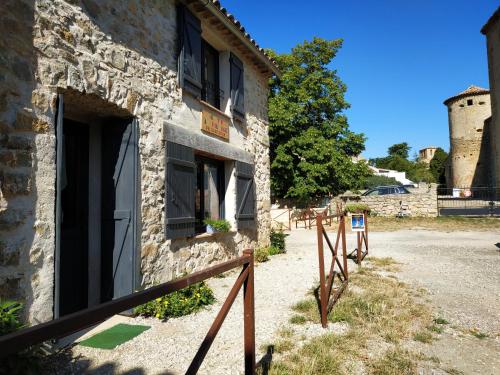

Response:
(54, 93), (140, 320)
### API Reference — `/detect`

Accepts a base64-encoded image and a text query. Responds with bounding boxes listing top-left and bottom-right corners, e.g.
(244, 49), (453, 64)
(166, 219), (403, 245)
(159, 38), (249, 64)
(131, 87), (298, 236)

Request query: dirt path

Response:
(46, 229), (500, 374)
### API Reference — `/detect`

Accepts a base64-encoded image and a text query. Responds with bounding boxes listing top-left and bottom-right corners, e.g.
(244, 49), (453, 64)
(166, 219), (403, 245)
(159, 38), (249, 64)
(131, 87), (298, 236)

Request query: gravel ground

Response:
(47, 228), (500, 374)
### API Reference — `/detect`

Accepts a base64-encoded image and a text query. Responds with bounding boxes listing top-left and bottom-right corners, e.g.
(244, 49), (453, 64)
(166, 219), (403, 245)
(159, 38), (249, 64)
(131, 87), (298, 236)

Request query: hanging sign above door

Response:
(201, 103), (230, 141)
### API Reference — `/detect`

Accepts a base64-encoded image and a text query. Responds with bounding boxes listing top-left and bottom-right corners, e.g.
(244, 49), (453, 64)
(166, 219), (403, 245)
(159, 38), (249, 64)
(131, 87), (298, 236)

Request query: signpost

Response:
(351, 213), (365, 232)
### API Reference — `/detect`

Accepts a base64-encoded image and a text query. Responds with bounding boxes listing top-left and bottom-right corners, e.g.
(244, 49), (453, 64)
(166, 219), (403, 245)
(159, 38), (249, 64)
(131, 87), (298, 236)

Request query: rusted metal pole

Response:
(341, 215), (348, 281)
(316, 214), (328, 328)
(364, 211), (369, 255)
(243, 249), (255, 375)
(186, 267), (249, 374)
(357, 231), (361, 264)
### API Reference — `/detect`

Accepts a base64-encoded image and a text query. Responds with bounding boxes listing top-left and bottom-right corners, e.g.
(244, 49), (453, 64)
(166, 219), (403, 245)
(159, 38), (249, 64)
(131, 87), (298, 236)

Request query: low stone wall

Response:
(343, 184), (438, 217)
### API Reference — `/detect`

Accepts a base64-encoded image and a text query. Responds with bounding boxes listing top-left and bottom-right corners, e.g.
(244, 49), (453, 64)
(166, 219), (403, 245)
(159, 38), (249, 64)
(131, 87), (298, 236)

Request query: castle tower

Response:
(444, 86), (492, 188)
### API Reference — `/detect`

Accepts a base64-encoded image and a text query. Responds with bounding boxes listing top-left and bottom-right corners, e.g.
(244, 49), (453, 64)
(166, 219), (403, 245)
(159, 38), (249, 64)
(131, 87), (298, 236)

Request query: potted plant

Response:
(204, 218), (231, 233)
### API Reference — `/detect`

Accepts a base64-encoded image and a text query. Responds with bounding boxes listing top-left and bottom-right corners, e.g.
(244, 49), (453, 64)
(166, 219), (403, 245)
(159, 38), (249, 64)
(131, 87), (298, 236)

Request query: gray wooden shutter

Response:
(166, 141), (196, 239)
(178, 5), (202, 97)
(235, 161), (255, 229)
(109, 119), (138, 300)
(230, 53), (245, 118)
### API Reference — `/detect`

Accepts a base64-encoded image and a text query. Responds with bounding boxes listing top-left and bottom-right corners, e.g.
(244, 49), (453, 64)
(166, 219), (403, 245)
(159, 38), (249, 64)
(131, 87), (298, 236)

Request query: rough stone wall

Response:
(485, 17), (500, 188)
(446, 93), (491, 188)
(345, 184), (438, 217)
(0, 0), (271, 323)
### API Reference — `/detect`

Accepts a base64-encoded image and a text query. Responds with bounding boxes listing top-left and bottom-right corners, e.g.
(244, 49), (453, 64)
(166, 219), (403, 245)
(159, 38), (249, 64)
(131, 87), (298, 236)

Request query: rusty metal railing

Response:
(347, 210), (369, 264)
(297, 207), (333, 229)
(271, 207), (292, 231)
(316, 213), (348, 328)
(0, 250), (255, 375)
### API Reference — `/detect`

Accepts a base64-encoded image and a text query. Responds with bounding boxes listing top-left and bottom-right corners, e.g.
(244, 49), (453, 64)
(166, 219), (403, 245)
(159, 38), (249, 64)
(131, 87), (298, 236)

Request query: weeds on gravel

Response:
(367, 348), (416, 375)
(366, 216), (500, 232)
(265, 266), (434, 374)
(433, 317), (449, 325)
(366, 257), (401, 272)
(289, 315), (307, 325)
(413, 330), (434, 343)
(469, 328), (489, 339)
(427, 324), (444, 334)
(255, 247), (270, 263)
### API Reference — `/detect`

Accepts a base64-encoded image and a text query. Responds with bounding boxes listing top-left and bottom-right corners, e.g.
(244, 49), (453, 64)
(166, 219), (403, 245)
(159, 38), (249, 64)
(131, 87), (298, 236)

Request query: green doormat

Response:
(79, 323), (150, 349)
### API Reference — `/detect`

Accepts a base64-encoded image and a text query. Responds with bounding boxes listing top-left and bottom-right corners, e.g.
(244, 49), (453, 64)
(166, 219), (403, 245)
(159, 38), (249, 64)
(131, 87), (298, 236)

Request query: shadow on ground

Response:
(39, 347), (175, 375)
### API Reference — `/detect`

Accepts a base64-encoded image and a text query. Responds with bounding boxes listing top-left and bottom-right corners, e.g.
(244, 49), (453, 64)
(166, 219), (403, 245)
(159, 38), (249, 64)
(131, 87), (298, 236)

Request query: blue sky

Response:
(223, 0), (498, 159)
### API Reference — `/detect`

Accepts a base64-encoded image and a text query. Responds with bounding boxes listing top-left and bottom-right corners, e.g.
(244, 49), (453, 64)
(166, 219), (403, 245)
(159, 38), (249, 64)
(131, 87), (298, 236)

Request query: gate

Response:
(0, 250), (256, 375)
(437, 187), (500, 216)
(316, 212), (348, 328)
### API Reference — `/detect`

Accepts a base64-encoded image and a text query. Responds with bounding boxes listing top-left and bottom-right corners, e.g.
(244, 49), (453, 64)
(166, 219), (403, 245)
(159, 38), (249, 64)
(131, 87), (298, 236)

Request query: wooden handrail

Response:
(316, 213), (348, 328)
(0, 250), (256, 374)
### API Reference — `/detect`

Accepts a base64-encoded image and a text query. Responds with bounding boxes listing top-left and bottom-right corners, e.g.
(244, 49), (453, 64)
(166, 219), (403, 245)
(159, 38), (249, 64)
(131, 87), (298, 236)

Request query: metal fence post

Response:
(243, 249), (255, 374)
(316, 214), (328, 328)
(341, 215), (348, 281)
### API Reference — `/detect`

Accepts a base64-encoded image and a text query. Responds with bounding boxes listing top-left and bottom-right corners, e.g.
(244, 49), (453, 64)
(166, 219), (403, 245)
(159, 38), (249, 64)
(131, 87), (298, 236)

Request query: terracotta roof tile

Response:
(443, 85), (490, 105)
(205, 0), (279, 74)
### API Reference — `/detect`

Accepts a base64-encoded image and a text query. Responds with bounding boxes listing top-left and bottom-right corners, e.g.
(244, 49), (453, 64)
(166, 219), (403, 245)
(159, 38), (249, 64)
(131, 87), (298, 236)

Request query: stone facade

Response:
(482, 8), (500, 188)
(0, 0), (275, 323)
(444, 87), (492, 188)
(342, 184), (438, 217)
(418, 147), (437, 164)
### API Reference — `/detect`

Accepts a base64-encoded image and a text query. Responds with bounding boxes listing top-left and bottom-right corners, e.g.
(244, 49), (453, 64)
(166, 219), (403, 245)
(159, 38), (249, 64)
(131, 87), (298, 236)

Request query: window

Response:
(201, 40), (221, 108)
(467, 99), (473, 106)
(195, 156), (225, 233)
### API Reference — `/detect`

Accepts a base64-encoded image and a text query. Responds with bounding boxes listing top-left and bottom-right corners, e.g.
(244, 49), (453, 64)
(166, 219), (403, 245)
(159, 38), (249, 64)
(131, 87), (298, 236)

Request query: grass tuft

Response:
(289, 315), (307, 325)
(413, 331), (434, 343)
(433, 317), (449, 325)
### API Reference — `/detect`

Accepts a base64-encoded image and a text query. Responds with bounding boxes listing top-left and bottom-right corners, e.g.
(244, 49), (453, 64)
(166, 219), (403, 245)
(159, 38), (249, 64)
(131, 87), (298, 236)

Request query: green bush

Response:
(267, 246), (285, 256)
(270, 229), (286, 252)
(255, 247), (270, 263)
(345, 203), (371, 214)
(135, 281), (215, 320)
(204, 218), (231, 232)
(364, 175), (401, 189)
(1, 300), (24, 336)
(0, 301), (41, 374)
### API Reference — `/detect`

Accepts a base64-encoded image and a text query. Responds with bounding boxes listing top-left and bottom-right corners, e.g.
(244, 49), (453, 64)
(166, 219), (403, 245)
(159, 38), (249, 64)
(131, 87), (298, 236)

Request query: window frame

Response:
(195, 155), (226, 233)
(201, 39), (221, 109)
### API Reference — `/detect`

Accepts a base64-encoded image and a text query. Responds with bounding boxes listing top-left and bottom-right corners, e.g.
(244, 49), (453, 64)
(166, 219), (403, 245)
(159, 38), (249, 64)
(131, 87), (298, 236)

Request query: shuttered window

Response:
(230, 53), (245, 119)
(178, 5), (202, 97)
(235, 161), (255, 229)
(165, 142), (196, 239)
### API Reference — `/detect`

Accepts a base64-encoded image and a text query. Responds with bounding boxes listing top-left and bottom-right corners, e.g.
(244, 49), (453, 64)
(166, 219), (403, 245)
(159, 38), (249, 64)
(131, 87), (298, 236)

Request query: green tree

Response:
(268, 38), (370, 202)
(364, 175), (401, 189)
(388, 142), (410, 159)
(429, 148), (448, 184)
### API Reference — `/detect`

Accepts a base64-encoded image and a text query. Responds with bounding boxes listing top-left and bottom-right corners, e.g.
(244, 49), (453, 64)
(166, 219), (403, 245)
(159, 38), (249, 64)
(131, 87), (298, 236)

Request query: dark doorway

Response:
(59, 120), (89, 316)
(56, 95), (138, 318)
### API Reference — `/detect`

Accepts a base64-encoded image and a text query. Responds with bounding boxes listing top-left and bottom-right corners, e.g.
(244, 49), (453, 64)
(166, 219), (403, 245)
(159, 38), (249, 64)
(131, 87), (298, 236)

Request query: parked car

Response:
(362, 185), (410, 196)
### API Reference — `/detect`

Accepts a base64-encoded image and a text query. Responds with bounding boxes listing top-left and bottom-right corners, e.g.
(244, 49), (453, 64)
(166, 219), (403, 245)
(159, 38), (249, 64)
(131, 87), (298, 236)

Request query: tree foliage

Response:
(268, 38), (370, 202)
(370, 143), (436, 183)
(388, 142), (410, 159)
(363, 175), (401, 189)
(429, 148), (448, 184)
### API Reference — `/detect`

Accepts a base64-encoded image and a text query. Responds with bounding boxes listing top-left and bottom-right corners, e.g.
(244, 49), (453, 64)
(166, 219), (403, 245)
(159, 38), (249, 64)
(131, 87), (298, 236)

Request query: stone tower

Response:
(444, 86), (492, 188)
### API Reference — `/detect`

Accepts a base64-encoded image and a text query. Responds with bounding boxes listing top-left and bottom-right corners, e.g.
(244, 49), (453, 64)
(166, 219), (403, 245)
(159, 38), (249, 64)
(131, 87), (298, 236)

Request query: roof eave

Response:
(481, 6), (500, 35)
(197, 1), (281, 77)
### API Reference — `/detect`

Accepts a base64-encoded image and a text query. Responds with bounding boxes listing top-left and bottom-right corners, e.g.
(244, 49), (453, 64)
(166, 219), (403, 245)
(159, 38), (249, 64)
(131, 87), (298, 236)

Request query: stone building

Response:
(418, 146), (437, 164)
(482, 7), (500, 188)
(443, 86), (492, 188)
(0, 0), (279, 324)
